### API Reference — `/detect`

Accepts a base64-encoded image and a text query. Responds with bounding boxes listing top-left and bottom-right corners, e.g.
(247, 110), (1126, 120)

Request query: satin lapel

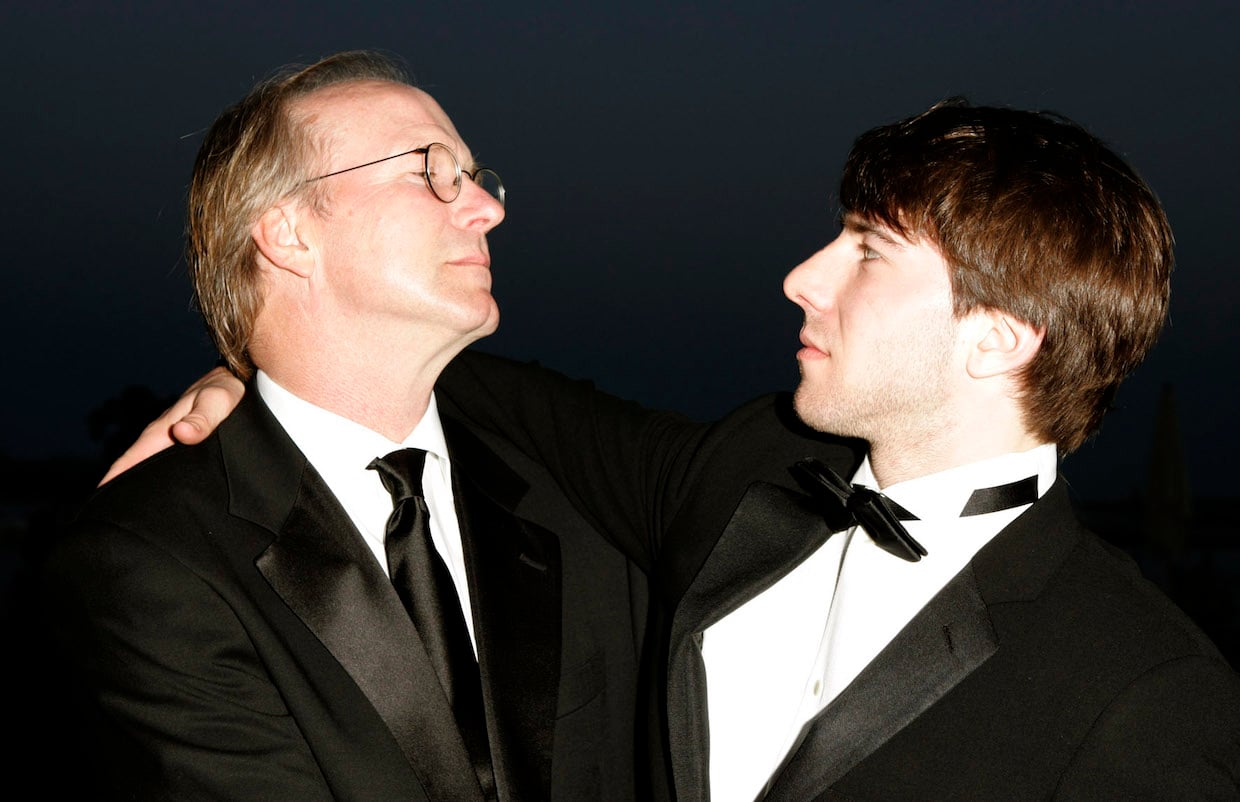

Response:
(763, 559), (998, 800)
(447, 420), (562, 802)
(665, 481), (838, 801)
(222, 392), (485, 802)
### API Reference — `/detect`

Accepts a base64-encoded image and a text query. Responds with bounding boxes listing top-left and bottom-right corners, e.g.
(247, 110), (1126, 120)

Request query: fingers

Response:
(98, 367), (246, 486)
(172, 370), (246, 443)
(98, 417), (181, 486)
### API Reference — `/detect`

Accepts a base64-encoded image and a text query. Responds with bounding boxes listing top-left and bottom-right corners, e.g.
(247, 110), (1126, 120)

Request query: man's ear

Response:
(252, 202), (314, 278)
(965, 308), (1045, 379)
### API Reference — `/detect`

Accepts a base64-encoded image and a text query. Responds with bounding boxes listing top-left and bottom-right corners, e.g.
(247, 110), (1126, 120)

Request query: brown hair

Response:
(840, 99), (1173, 452)
(187, 50), (410, 379)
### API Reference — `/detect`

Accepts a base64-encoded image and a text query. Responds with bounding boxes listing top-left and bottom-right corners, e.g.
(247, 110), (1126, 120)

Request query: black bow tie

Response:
(793, 459), (1039, 563)
(794, 459), (927, 562)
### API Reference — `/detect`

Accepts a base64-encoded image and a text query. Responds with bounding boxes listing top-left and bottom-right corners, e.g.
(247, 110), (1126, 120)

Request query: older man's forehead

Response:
(299, 81), (474, 162)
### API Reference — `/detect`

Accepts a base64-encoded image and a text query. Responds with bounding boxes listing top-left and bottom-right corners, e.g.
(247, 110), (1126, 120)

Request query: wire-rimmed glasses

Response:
(304, 142), (504, 206)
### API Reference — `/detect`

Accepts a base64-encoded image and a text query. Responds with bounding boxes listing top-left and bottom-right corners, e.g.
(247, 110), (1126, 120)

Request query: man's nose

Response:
(784, 247), (833, 311)
(452, 179), (505, 232)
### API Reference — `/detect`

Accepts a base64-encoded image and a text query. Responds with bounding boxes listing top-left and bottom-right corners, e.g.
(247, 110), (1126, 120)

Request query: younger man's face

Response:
(783, 214), (967, 446)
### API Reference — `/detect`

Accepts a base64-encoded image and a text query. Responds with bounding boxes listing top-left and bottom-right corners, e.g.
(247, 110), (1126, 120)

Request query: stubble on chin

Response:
(792, 376), (857, 439)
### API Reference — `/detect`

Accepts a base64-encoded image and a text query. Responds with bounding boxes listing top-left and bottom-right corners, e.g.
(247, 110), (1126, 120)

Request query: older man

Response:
(111, 101), (1240, 799)
(47, 52), (645, 801)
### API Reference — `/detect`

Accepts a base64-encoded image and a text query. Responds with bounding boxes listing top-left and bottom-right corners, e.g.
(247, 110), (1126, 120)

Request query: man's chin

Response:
(478, 312), (500, 338)
(792, 385), (855, 437)
(466, 303), (501, 341)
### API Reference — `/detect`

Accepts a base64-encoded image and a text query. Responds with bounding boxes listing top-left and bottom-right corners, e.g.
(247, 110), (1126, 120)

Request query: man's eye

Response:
(428, 169), (461, 187)
(862, 246), (881, 260)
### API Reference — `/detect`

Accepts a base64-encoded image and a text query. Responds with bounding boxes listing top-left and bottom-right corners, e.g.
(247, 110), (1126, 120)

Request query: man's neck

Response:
(251, 291), (482, 441)
(258, 351), (450, 443)
(868, 428), (1047, 489)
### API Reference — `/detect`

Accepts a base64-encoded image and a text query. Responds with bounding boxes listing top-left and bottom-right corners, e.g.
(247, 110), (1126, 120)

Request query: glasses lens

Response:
(472, 169), (505, 207)
(425, 143), (461, 202)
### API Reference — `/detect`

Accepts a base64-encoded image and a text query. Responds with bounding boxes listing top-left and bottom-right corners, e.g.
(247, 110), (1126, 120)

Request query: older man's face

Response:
(293, 80), (505, 350)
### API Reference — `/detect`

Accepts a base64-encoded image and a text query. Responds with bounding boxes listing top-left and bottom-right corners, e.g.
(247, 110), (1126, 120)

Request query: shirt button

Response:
(813, 680), (821, 695)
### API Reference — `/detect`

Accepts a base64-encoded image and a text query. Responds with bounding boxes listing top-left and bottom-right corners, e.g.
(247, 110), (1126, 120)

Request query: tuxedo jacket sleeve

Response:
(438, 350), (852, 573)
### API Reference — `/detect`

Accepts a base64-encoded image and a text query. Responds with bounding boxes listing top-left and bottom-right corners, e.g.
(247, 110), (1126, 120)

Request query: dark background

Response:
(1, 3), (1236, 765)
(3, 0), (1238, 499)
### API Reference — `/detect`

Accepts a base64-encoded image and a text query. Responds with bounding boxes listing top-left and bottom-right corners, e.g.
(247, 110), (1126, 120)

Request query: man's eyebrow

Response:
(842, 214), (903, 247)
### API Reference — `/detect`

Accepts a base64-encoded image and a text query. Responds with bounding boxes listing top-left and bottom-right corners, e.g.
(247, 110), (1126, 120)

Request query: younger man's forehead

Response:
(840, 209), (931, 248)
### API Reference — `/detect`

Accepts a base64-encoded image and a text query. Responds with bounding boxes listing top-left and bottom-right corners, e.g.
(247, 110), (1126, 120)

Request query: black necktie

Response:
(368, 449), (495, 800)
(794, 458), (1039, 563)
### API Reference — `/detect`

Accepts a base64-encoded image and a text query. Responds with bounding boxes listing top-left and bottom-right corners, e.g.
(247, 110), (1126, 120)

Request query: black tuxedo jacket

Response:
(439, 352), (1240, 801)
(47, 387), (646, 801)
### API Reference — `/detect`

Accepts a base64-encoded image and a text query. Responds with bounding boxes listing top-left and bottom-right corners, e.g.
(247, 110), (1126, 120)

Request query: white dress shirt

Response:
(702, 444), (1058, 802)
(256, 370), (478, 651)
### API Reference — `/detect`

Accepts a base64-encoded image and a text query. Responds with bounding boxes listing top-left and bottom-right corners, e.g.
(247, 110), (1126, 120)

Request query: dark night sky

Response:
(3, 1), (1237, 498)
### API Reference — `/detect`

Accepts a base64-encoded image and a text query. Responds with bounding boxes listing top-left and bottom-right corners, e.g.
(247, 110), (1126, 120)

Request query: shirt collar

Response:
(851, 443), (1057, 522)
(254, 370), (450, 480)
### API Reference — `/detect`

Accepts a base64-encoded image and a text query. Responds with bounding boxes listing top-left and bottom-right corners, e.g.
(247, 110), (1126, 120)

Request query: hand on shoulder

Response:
(99, 366), (246, 485)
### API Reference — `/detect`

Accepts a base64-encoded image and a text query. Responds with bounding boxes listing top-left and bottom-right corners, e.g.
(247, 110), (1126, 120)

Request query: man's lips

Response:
(449, 253), (491, 268)
(798, 332), (828, 359)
